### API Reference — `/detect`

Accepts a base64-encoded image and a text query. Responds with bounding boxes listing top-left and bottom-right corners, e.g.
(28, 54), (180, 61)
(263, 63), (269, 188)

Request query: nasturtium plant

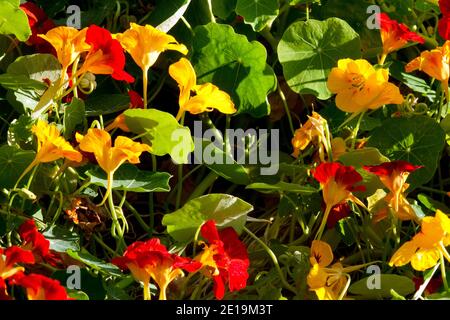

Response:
(0, 0), (449, 304)
(191, 23), (276, 117)
(278, 18), (361, 99)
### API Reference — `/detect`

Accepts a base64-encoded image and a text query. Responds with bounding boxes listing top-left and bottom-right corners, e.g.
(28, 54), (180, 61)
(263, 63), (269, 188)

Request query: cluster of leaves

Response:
(0, 0), (449, 300)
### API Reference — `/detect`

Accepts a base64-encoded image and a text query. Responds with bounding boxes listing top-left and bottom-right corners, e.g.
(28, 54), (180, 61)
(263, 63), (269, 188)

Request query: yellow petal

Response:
(389, 240), (417, 267)
(186, 83), (236, 115)
(38, 26), (89, 70)
(411, 247), (440, 271)
(310, 240), (334, 267)
(116, 23), (187, 72)
(168, 58), (197, 108)
(307, 263), (328, 289)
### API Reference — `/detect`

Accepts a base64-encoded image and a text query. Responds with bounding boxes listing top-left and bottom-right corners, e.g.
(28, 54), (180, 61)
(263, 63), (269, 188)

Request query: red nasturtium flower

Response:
(10, 273), (71, 300)
(112, 238), (201, 300)
(195, 220), (250, 300)
(78, 25), (134, 83)
(312, 162), (365, 239)
(0, 246), (35, 299)
(19, 2), (56, 53)
(363, 160), (423, 221)
(128, 90), (144, 109)
(326, 203), (351, 229)
(439, 0), (450, 40)
(19, 220), (61, 266)
(378, 13), (424, 63)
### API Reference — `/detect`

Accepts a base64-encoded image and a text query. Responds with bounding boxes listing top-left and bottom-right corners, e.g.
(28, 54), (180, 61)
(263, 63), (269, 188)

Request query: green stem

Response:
(440, 249), (449, 291)
(108, 184), (126, 251)
(92, 233), (117, 256)
(205, 0), (216, 23)
(351, 111), (365, 150)
(114, 190), (151, 233)
(244, 227), (297, 294)
(278, 83), (295, 136)
(176, 113), (186, 209)
(143, 68), (149, 108)
(417, 186), (448, 196)
(315, 205), (331, 240)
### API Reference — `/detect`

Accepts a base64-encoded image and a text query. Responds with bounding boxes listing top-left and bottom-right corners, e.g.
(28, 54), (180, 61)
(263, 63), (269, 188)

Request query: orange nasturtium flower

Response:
(76, 128), (151, 205)
(364, 161), (423, 221)
(312, 162), (365, 239)
(378, 13), (424, 64)
(327, 58), (404, 114)
(15, 120), (83, 188)
(390, 210), (450, 271)
(291, 112), (328, 161)
(38, 26), (89, 77)
(169, 58), (236, 121)
(405, 41), (450, 101)
(112, 238), (201, 300)
(115, 23), (188, 107)
(307, 240), (368, 300)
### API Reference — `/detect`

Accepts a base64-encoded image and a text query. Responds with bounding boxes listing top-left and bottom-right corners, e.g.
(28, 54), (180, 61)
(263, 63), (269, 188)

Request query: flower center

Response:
(349, 73), (365, 90)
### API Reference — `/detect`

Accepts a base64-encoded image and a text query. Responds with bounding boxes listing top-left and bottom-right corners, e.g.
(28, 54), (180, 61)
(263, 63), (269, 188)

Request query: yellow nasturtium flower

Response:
(405, 41), (450, 101)
(291, 112), (327, 159)
(114, 23), (188, 107)
(390, 210), (450, 271)
(76, 129), (151, 205)
(327, 58), (404, 114)
(307, 240), (368, 300)
(16, 120), (83, 187)
(169, 58), (236, 121)
(38, 26), (89, 75)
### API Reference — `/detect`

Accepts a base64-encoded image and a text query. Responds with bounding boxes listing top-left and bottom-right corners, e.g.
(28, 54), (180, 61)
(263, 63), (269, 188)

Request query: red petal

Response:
(227, 259), (249, 292)
(173, 255), (202, 273)
(4, 246), (35, 266)
(201, 220), (220, 243)
(312, 162), (341, 184)
(128, 90), (144, 108)
(213, 275), (226, 300)
(334, 165), (363, 190)
(439, 16), (450, 40)
(379, 13), (424, 43)
(12, 273), (71, 300)
(219, 228), (249, 262)
(440, 0), (450, 16)
(363, 160), (423, 176)
(327, 203), (351, 229)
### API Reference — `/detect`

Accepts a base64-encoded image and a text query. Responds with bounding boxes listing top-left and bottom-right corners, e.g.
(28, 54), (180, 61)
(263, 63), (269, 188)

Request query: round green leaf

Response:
(124, 108), (194, 164)
(0, 0), (31, 41)
(235, 0), (279, 31)
(162, 193), (253, 243)
(192, 23), (276, 118)
(349, 274), (415, 299)
(367, 116), (446, 189)
(278, 18), (361, 100)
